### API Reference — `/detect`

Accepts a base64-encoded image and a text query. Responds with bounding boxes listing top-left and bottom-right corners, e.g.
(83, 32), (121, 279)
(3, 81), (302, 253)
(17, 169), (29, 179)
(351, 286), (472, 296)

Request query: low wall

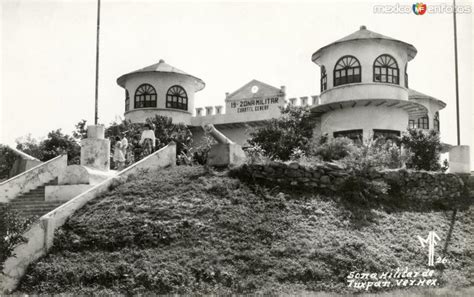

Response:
(0, 155), (67, 203)
(230, 161), (467, 204)
(0, 143), (176, 293)
(9, 159), (43, 179)
(7, 146), (42, 178)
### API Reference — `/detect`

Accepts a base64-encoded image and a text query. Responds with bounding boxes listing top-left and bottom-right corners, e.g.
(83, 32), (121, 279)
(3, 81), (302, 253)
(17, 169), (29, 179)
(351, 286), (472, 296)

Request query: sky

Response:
(1, 0), (473, 163)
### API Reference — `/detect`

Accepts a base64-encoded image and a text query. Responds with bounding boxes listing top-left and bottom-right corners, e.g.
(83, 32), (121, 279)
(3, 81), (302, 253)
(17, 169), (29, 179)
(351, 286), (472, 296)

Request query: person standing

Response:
(121, 132), (129, 165)
(139, 124), (156, 157)
(113, 136), (125, 170)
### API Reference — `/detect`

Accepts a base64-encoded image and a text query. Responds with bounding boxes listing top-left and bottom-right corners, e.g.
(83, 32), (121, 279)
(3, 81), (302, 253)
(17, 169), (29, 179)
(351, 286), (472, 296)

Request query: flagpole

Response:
(453, 0), (460, 145)
(94, 0), (101, 125)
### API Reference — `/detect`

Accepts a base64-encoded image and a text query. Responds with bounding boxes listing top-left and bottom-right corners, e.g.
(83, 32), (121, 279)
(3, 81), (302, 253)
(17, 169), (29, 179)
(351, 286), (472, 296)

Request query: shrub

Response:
(401, 129), (444, 171)
(289, 147), (306, 161)
(308, 136), (406, 170)
(0, 145), (17, 180)
(190, 133), (216, 165)
(0, 204), (36, 272)
(248, 105), (317, 161)
(343, 138), (407, 170)
(310, 137), (355, 162)
(244, 144), (269, 164)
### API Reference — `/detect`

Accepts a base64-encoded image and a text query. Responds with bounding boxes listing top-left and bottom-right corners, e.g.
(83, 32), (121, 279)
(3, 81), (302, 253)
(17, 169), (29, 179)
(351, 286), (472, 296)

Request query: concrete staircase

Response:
(9, 178), (63, 218)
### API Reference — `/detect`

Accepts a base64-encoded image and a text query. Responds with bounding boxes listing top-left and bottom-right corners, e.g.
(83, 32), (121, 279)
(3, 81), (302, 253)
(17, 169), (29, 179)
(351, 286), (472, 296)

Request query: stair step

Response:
(26, 190), (45, 194)
(18, 212), (52, 217)
(15, 200), (61, 204)
(16, 208), (61, 215)
(11, 203), (63, 209)
(13, 195), (44, 199)
(15, 204), (61, 209)
(10, 201), (46, 206)
(27, 192), (45, 196)
(18, 194), (44, 197)
(16, 211), (59, 216)
(12, 196), (44, 202)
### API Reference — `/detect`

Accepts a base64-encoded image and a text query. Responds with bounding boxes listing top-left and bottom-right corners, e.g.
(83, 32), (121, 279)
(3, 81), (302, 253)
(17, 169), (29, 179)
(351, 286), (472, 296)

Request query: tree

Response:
(73, 119), (88, 140)
(105, 115), (193, 164)
(15, 130), (81, 165)
(15, 134), (43, 160)
(41, 129), (81, 164)
(248, 105), (317, 161)
(401, 129), (444, 171)
(0, 145), (17, 180)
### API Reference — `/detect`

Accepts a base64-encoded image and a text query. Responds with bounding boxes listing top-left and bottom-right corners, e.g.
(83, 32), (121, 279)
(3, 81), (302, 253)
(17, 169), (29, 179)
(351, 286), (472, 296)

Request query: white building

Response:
(116, 26), (445, 145)
(311, 25), (445, 141)
(117, 59), (205, 125)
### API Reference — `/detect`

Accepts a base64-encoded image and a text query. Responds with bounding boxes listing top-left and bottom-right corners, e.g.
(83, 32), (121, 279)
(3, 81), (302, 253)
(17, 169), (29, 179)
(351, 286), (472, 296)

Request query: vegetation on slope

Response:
(18, 166), (473, 295)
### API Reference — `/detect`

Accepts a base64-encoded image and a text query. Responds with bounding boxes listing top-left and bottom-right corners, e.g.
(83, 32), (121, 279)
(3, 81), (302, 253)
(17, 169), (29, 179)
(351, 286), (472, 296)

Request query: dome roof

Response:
(117, 59), (205, 91)
(312, 26), (417, 64)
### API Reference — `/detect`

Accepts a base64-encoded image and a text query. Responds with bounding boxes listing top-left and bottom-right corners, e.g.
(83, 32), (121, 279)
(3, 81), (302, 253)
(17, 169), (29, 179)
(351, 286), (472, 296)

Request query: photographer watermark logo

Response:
(417, 231), (440, 266)
(373, 2), (471, 14)
(412, 2), (427, 15)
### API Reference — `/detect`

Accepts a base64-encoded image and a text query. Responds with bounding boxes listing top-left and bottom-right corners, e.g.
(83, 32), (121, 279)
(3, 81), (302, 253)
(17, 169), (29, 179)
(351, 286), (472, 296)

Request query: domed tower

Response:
(311, 25), (433, 141)
(117, 59), (205, 125)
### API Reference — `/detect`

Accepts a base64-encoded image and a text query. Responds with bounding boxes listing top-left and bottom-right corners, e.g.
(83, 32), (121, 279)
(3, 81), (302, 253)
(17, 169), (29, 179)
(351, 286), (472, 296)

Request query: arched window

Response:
(404, 63), (408, 88)
(134, 84), (157, 108)
(434, 112), (439, 132)
(373, 54), (399, 84)
(417, 116), (429, 129)
(320, 66), (327, 92)
(334, 56), (361, 86)
(166, 85), (188, 111)
(125, 90), (130, 112)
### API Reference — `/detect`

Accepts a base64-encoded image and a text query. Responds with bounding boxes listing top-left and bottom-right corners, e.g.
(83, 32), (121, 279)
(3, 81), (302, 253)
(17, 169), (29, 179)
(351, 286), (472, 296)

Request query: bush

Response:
(0, 204), (36, 272)
(401, 129), (444, 171)
(244, 144), (269, 164)
(0, 145), (17, 180)
(190, 133), (216, 165)
(307, 136), (406, 170)
(248, 105), (317, 161)
(343, 138), (407, 170)
(310, 137), (355, 162)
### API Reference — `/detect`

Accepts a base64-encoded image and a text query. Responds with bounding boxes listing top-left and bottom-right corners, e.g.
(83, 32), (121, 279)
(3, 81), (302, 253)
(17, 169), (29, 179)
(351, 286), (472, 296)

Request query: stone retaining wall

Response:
(230, 161), (467, 203)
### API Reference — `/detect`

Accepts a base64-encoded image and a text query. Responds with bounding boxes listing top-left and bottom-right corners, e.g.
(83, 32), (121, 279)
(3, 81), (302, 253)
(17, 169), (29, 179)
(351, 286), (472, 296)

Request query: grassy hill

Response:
(18, 166), (473, 295)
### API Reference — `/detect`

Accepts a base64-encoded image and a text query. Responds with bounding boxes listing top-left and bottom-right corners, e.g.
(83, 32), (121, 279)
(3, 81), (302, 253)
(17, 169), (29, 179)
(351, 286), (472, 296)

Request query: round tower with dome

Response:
(116, 59), (205, 125)
(311, 25), (445, 141)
